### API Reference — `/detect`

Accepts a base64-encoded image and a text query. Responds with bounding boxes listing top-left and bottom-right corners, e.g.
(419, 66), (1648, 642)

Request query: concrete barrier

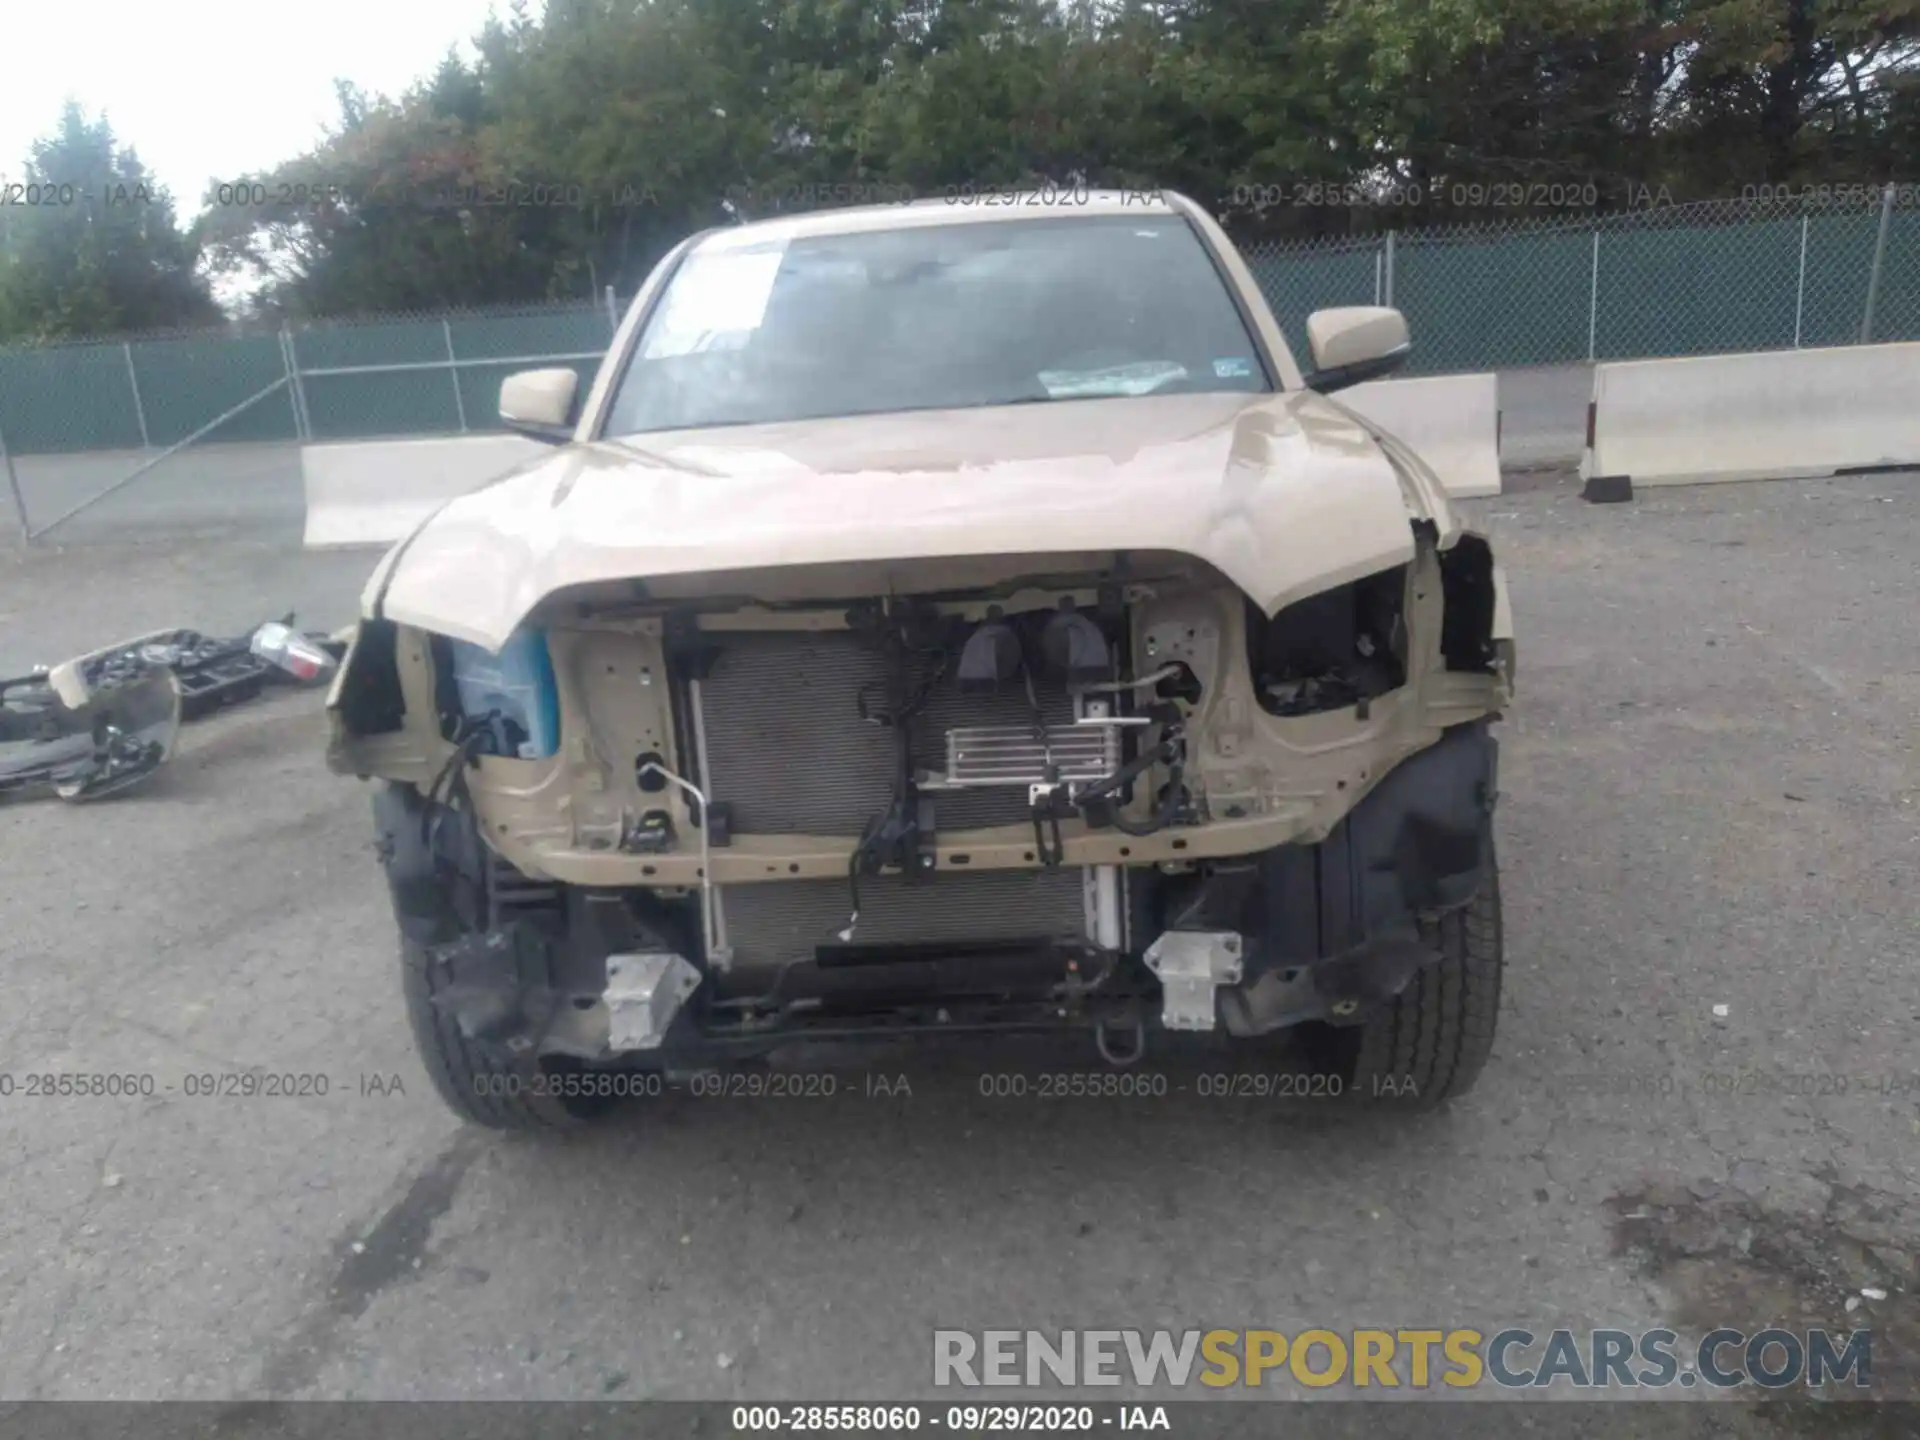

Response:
(1581, 341), (1920, 490)
(1338, 373), (1502, 499)
(301, 434), (543, 548)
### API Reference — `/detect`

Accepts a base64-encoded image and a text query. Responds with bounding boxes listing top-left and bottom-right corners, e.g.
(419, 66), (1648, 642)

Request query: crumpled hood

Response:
(371, 390), (1453, 651)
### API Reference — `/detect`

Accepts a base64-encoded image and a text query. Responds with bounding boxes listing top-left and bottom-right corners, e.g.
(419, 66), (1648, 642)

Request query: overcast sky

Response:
(0, 0), (505, 216)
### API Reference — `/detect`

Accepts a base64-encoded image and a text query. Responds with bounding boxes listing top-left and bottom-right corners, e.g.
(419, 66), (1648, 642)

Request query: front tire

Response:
(1323, 855), (1504, 1108)
(401, 936), (601, 1131)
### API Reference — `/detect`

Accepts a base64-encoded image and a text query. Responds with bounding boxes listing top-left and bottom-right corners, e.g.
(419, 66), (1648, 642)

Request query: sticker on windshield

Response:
(640, 245), (787, 360)
(1213, 357), (1254, 379)
(1037, 362), (1189, 399)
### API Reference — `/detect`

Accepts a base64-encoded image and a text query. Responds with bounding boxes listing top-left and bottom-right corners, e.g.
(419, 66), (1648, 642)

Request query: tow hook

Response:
(1095, 1017), (1146, 1067)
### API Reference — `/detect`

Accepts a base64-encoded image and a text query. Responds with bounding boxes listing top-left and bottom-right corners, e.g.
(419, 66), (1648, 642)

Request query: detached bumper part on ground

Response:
(0, 617), (344, 808)
(0, 667), (182, 803)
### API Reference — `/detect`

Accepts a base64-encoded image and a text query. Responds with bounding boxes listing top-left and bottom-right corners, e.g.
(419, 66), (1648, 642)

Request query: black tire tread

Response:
(1349, 856), (1503, 1107)
(400, 937), (582, 1132)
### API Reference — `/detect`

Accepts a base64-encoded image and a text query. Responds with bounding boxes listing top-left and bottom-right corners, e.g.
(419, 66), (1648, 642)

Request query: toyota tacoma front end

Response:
(325, 190), (1515, 1128)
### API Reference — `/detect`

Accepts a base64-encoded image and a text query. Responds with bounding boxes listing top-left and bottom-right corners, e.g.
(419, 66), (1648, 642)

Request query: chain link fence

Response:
(0, 294), (622, 457)
(1240, 190), (1920, 374)
(287, 295), (618, 446)
(0, 190), (1915, 466)
(0, 294), (624, 539)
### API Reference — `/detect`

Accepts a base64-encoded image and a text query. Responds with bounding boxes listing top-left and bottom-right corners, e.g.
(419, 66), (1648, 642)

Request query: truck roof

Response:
(695, 188), (1184, 250)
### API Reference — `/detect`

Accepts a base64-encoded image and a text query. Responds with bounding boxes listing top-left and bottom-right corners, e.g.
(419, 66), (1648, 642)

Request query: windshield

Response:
(603, 215), (1271, 435)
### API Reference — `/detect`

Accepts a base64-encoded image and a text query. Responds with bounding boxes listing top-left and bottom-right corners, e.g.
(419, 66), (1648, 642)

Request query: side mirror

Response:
(1302, 307), (1412, 393)
(499, 368), (580, 443)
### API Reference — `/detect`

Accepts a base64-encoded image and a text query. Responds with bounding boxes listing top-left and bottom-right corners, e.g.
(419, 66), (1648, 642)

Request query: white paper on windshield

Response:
(1036, 361), (1189, 399)
(641, 244), (787, 359)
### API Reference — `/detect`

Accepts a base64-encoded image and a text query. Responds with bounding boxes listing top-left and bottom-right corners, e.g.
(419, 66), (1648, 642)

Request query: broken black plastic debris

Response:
(0, 666), (181, 805)
(0, 613), (347, 806)
(67, 615), (342, 722)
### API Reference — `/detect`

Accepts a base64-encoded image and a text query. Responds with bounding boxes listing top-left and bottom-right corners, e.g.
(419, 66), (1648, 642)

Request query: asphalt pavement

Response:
(0, 469), (1913, 1429)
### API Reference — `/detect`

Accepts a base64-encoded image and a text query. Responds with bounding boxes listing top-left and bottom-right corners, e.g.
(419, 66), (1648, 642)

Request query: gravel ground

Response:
(0, 471), (1914, 1433)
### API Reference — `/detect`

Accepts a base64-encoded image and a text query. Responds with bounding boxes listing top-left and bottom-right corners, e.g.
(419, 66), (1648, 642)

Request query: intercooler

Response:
(690, 630), (1104, 970)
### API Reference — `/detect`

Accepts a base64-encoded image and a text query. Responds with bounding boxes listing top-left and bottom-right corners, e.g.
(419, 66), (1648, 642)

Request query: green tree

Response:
(1662, 0), (1920, 185)
(199, 65), (578, 315)
(191, 0), (1920, 316)
(0, 104), (218, 342)
(1310, 0), (1920, 212)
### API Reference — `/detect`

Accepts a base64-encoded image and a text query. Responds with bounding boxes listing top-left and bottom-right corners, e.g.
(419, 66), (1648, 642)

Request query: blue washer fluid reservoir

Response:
(446, 627), (560, 759)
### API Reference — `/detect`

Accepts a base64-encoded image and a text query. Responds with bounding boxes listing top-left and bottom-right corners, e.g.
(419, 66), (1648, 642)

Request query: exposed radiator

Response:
(690, 629), (1110, 971)
(695, 630), (1078, 836)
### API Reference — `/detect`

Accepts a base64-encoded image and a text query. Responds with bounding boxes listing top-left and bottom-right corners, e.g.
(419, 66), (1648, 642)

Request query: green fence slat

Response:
(451, 308), (609, 359)
(1864, 211), (1920, 344)
(278, 311), (613, 438)
(1397, 230), (1594, 372)
(4, 200), (1918, 459)
(1795, 213), (1878, 349)
(129, 334), (296, 446)
(1247, 245), (1382, 362)
(293, 319), (461, 439)
(449, 309), (609, 432)
(1594, 218), (1802, 361)
(0, 343), (144, 453)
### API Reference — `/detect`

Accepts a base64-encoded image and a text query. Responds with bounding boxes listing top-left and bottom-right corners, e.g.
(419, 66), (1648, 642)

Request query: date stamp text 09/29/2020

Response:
(3, 1068), (1912, 1104)
(0, 1068), (1400, 1103)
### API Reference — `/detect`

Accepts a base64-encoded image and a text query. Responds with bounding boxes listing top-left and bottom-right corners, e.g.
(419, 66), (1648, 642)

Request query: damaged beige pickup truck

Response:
(326, 189), (1515, 1129)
